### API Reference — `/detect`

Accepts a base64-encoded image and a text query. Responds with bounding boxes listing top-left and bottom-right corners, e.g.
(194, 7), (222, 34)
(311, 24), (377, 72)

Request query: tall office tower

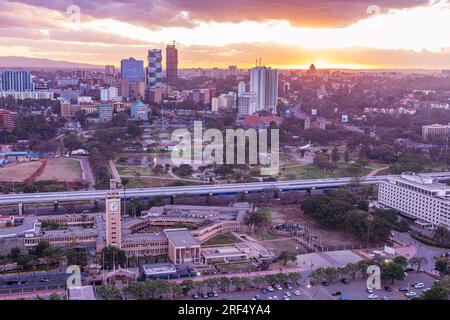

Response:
(249, 66), (278, 114)
(166, 42), (178, 85)
(238, 81), (246, 97)
(120, 57), (145, 83)
(105, 182), (122, 249)
(238, 92), (257, 116)
(147, 49), (162, 87)
(105, 65), (115, 76)
(0, 71), (34, 91)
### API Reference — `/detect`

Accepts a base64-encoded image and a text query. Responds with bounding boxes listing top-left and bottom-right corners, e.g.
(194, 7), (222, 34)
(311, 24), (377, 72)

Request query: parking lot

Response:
(186, 271), (437, 301)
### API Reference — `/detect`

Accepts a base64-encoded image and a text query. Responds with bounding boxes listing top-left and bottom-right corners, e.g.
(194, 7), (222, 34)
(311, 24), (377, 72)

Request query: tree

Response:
(96, 284), (121, 300)
(49, 293), (62, 300)
(433, 226), (450, 244)
(127, 123), (143, 137)
(409, 256), (427, 273)
(180, 279), (195, 296)
(381, 261), (405, 284)
(277, 251), (297, 266)
(420, 282), (449, 300)
(393, 256), (408, 269)
(344, 149), (350, 163)
(331, 147), (340, 162)
(63, 133), (83, 152)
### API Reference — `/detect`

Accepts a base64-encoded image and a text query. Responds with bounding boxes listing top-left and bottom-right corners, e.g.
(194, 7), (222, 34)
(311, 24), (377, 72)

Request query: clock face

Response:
(109, 202), (118, 212)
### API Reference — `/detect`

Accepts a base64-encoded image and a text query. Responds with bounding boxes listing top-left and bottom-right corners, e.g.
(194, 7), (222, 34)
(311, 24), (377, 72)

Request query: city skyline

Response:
(1, 0), (450, 69)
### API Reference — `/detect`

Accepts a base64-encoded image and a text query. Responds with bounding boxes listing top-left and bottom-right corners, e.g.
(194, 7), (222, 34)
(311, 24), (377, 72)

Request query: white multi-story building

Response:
(249, 66), (278, 114)
(238, 92), (256, 116)
(378, 173), (450, 229)
(100, 87), (119, 102)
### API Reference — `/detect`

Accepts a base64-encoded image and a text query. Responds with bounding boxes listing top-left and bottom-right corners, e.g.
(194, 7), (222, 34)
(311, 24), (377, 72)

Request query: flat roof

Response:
(142, 263), (177, 275)
(164, 228), (199, 248)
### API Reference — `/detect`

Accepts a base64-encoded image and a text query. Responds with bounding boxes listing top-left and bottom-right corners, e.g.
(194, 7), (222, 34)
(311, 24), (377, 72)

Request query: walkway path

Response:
(108, 160), (122, 186)
(365, 166), (390, 177)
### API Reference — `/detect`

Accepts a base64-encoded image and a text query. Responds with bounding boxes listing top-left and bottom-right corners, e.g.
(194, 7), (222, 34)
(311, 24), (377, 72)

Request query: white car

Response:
(283, 296), (290, 300)
(368, 294), (378, 299)
(267, 286), (274, 292)
(414, 283), (424, 289)
(422, 288), (431, 293)
(285, 292), (291, 297)
(293, 290), (301, 296)
(273, 295), (279, 300)
(406, 292), (417, 297)
(275, 284), (282, 291)
(267, 296), (273, 300)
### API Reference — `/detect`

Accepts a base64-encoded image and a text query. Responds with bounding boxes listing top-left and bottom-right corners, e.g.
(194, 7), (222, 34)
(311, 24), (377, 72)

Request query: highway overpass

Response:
(1, 172), (450, 205)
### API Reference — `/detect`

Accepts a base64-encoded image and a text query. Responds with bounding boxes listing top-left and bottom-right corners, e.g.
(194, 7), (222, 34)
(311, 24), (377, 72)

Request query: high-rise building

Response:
(0, 109), (17, 132)
(249, 66), (278, 114)
(105, 184), (122, 248)
(120, 58), (145, 83)
(147, 49), (162, 87)
(238, 92), (257, 116)
(238, 81), (246, 97)
(120, 80), (145, 101)
(100, 87), (119, 101)
(166, 43), (178, 85)
(130, 100), (148, 121)
(0, 71), (34, 91)
(105, 65), (115, 76)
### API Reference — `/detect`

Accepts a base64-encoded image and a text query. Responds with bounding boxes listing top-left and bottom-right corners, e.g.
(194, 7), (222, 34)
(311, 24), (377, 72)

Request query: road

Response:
(1, 172), (450, 205)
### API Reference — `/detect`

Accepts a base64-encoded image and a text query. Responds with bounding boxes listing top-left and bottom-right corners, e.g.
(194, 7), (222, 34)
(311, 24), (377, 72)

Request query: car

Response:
(284, 292), (291, 297)
(410, 282), (418, 286)
(273, 295), (279, 300)
(267, 296), (273, 300)
(283, 296), (290, 300)
(261, 288), (268, 294)
(399, 287), (409, 292)
(293, 290), (301, 296)
(253, 295), (261, 300)
(341, 278), (349, 284)
(213, 291), (219, 297)
(321, 281), (330, 286)
(404, 267), (415, 272)
(207, 292), (214, 297)
(367, 288), (374, 294)
(287, 284), (293, 290)
(368, 294), (378, 299)
(384, 286), (392, 292)
(382, 296), (389, 300)
(267, 286), (274, 292)
(202, 293), (208, 299)
(331, 291), (342, 296)
(406, 292), (417, 298)
(275, 284), (282, 291)
(192, 293), (199, 299)
(422, 288), (431, 293)
(414, 283), (424, 289)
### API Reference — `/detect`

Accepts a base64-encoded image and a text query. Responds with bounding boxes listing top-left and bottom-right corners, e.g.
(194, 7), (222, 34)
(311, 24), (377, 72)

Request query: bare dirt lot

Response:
(0, 161), (43, 182)
(36, 158), (82, 182)
(270, 205), (363, 249)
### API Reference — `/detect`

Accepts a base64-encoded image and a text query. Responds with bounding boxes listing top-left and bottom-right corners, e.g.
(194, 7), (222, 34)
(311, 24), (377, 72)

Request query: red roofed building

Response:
(243, 115), (281, 129)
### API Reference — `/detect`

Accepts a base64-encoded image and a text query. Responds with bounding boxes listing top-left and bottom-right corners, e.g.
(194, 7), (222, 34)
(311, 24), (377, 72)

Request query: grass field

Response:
(36, 158), (82, 182)
(261, 239), (303, 256)
(123, 177), (203, 188)
(203, 233), (242, 246)
(0, 161), (43, 182)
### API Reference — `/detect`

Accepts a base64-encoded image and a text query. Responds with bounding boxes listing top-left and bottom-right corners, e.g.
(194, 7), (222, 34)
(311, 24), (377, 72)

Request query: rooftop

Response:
(164, 228), (200, 248)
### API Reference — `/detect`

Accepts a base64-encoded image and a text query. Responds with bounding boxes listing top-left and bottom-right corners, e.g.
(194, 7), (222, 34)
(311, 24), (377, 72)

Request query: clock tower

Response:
(105, 180), (122, 249)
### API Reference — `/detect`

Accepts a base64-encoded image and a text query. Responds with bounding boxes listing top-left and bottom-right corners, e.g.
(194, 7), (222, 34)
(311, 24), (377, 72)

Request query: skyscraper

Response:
(0, 71), (34, 91)
(120, 57), (145, 83)
(249, 66), (278, 114)
(147, 49), (162, 87)
(238, 92), (257, 116)
(166, 42), (178, 85)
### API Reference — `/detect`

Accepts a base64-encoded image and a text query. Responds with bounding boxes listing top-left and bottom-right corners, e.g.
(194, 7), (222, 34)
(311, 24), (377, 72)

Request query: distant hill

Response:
(0, 56), (103, 70)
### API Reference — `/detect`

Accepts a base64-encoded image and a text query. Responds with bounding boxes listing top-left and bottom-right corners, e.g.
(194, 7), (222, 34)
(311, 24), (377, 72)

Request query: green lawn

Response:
(248, 230), (280, 241)
(203, 233), (242, 246)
